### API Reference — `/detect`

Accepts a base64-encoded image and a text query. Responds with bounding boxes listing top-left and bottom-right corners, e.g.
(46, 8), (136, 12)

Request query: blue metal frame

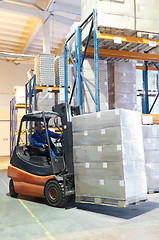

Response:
(25, 83), (28, 145)
(142, 61), (149, 114)
(25, 75), (37, 144)
(25, 75), (37, 114)
(34, 75), (37, 111)
(64, 43), (68, 104)
(75, 26), (83, 108)
(142, 49), (159, 114)
(93, 9), (100, 112)
(64, 10), (100, 112)
(148, 61), (159, 114)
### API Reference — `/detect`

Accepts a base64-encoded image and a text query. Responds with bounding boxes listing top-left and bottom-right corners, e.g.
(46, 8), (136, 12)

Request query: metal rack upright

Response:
(64, 10), (100, 113)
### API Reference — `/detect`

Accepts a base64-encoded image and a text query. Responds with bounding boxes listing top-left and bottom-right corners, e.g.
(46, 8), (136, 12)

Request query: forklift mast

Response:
(53, 103), (74, 175)
(52, 103), (81, 175)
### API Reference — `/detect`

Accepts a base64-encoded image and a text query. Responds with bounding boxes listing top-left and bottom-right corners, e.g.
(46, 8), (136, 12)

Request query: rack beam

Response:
(84, 47), (159, 61)
(136, 66), (158, 71)
(137, 90), (159, 97)
(97, 32), (159, 46)
(36, 86), (60, 93)
(35, 86), (70, 93)
(15, 104), (29, 110)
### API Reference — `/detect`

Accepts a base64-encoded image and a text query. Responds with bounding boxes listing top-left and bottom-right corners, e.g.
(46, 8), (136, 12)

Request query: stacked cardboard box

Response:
(142, 125), (159, 192)
(37, 91), (55, 112)
(83, 58), (108, 113)
(108, 62), (137, 110)
(81, 0), (159, 33)
(34, 54), (55, 86)
(55, 55), (71, 87)
(73, 109), (147, 207)
(14, 86), (25, 104)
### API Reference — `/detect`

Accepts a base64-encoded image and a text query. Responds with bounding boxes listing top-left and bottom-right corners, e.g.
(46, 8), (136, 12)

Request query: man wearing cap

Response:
(31, 121), (62, 157)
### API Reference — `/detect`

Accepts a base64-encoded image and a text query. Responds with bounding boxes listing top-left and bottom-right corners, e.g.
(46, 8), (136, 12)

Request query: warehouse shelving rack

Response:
(64, 10), (100, 112)
(64, 9), (159, 114)
(25, 75), (68, 144)
(25, 75), (55, 144)
(25, 75), (65, 115)
(10, 75), (64, 155)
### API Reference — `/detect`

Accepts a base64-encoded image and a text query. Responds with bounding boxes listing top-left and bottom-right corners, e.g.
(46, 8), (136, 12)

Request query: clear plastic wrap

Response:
(143, 125), (159, 191)
(73, 109), (147, 207)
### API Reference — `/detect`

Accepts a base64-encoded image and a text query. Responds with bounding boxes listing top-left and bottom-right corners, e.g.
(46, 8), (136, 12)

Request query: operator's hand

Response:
(43, 144), (48, 148)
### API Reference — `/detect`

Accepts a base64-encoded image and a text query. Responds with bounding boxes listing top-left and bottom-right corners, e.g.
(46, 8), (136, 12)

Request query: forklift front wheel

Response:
(9, 179), (18, 198)
(44, 180), (68, 207)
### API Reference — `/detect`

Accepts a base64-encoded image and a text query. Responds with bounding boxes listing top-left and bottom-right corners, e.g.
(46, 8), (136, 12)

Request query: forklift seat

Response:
(26, 146), (49, 157)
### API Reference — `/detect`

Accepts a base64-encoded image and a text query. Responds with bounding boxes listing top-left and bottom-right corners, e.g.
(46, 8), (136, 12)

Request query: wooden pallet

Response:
(76, 195), (147, 208)
(147, 189), (159, 194)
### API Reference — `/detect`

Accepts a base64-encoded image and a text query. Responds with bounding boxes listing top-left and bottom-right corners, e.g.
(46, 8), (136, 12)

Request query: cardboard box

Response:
(81, 0), (159, 33)
(142, 125), (159, 191)
(108, 62), (137, 110)
(73, 109), (147, 207)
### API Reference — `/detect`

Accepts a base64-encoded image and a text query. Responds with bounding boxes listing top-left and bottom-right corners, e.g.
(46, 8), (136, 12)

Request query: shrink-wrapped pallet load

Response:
(81, 0), (159, 34)
(108, 61), (137, 110)
(34, 54), (56, 113)
(142, 125), (159, 192)
(55, 54), (71, 87)
(35, 54), (55, 86)
(72, 109), (147, 207)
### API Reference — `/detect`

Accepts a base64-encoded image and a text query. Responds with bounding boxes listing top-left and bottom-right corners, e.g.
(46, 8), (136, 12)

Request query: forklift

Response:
(8, 103), (79, 207)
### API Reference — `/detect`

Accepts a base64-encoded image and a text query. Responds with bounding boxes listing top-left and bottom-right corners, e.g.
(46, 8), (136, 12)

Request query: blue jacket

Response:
(31, 129), (61, 149)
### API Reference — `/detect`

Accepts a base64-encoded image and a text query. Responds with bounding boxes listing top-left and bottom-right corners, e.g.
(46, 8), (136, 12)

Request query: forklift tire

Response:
(9, 179), (18, 198)
(44, 180), (68, 207)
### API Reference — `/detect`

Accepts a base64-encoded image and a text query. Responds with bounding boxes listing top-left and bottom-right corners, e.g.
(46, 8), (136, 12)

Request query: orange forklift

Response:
(8, 103), (79, 207)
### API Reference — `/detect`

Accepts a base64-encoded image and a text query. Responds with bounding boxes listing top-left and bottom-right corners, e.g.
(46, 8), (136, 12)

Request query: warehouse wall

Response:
(0, 60), (33, 156)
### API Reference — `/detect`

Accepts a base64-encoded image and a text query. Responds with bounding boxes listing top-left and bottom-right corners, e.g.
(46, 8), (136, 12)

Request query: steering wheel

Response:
(54, 137), (63, 145)
(53, 137), (64, 156)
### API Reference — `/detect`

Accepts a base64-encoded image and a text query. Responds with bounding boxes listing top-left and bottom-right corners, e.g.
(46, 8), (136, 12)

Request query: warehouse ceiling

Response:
(0, 0), (81, 58)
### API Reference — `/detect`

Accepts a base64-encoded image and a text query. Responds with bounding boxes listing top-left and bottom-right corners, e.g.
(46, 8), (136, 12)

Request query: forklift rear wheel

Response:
(45, 180), (68, 207)
(9, 179), (18, 198)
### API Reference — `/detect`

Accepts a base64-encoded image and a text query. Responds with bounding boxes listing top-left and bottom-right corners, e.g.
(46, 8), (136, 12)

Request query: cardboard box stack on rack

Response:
(73, 109), (147, 207)
(142, 125), (159, 193)
(35, 54), (55, 86)
(108, 62), (137, 110)
(55, 54), (71, 87)
(34, 54), (56, 111)
(81, 0), (159, 33)
(83, 58), (108, 113)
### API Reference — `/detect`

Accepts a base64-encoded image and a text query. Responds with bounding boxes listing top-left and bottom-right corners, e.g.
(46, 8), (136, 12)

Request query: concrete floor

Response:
(1, 157), (159, 240)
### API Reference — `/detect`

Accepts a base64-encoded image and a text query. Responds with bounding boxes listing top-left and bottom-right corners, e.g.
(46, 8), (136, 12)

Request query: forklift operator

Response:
(31, 121), (62, 157)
